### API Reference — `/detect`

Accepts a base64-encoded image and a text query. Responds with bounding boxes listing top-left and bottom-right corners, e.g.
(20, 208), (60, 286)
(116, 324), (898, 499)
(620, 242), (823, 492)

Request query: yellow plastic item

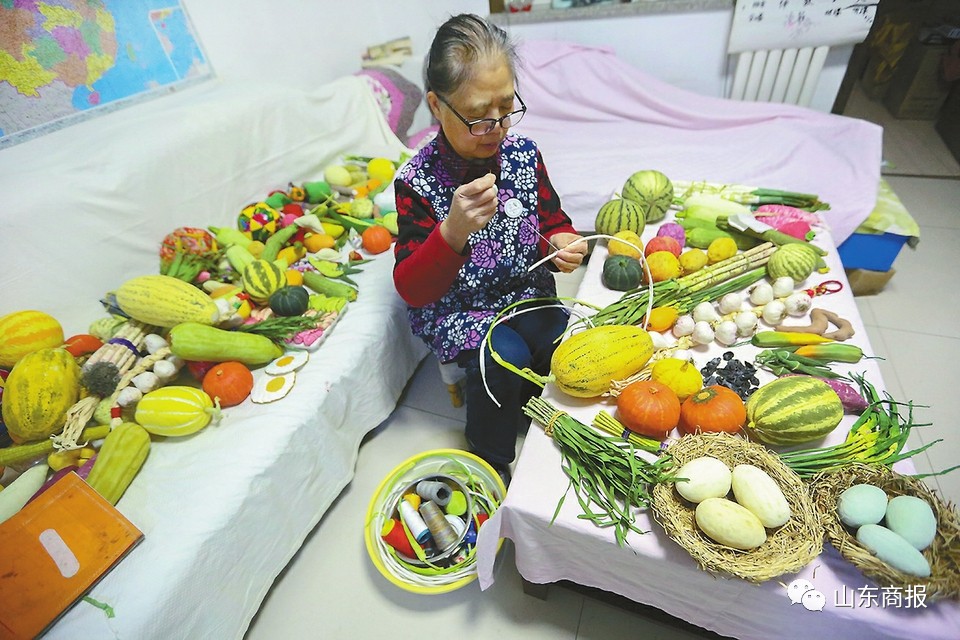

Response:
(364, 449), (505, 595)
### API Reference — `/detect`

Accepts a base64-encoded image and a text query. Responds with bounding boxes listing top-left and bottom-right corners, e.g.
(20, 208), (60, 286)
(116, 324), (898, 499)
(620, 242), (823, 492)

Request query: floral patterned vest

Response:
(399, 134), (557, 363)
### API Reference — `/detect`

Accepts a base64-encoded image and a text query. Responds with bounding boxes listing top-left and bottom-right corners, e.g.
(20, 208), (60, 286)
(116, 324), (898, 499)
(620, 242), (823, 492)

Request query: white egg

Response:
(265, 351), (309, 375)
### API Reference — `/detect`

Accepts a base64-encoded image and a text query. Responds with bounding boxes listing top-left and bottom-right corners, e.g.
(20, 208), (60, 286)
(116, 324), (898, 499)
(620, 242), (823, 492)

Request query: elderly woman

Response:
(393, 14), (586, 483)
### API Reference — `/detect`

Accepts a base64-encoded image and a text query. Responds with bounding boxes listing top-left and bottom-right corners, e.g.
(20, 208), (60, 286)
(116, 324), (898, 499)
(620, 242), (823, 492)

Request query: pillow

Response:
(355, 67), (423, 144)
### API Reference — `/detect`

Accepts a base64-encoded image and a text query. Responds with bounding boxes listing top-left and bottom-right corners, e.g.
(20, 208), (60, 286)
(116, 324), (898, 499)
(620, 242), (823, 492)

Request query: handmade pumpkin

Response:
(616, 380), (681, 440)
(601, 254), (643, 291)
(269, 285), (310, 317)
(202, 361), (254, 407)
(650, 358), (702, 401)
(361, 225), (393, 254)
(678, 385), (746, 435)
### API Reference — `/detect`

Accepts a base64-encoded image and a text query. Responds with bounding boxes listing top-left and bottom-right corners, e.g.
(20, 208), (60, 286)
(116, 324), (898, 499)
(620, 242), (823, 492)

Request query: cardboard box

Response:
(884, 39), (951, 119)
(845, 268), (896, 296)
(935, 81), (960, 162)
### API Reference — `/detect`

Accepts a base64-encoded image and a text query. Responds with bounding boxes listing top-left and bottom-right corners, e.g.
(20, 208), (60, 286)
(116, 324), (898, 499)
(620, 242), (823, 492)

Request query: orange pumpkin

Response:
(202, 361), (254, 407)
(678, 385), (746, 435)
(616, 380), (681, 440)
(361, 225), (393, 254)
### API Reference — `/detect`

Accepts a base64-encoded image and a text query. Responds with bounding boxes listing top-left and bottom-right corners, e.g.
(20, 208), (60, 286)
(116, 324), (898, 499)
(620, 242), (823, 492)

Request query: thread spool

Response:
(419, 501), (459, 552)
(402, 493), (421, 510)
(381, 518), (417, 557)
(444, 490), (467, 516)
(444, 514), (466, 537)
(398, 500), (430, 543)
(416, 480), (452, 507)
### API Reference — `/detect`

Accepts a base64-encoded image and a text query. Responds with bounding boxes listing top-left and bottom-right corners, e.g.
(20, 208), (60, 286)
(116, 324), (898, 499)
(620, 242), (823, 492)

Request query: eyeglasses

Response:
(437, 92), (527, 136)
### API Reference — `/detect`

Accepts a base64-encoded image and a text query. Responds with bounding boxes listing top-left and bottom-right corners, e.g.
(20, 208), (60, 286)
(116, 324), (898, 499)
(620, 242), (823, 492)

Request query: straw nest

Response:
(809, 463), (960, 601)
(651, 432), (823, 583)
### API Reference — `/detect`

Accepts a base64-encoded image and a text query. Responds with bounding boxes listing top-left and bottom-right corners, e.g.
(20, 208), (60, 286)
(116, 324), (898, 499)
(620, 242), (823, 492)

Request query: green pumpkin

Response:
(269, 286), (310, 317)
(602, 255), (644, 291)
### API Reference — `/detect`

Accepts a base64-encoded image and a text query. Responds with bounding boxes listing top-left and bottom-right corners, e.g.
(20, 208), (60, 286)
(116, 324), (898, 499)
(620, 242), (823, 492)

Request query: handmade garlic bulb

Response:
(772, 276), (796, 298)
(784, 292), (813, 317)
(673, 315), (696, 337)
(750, 282), (774, 306)
(735, 311), (759, 337)
(715, 320), (739, 346)
(718, 293), (743, 315)
(693, 301), (720, 324)
(692, 321), (715, 345)
(762, 300), (787, 325)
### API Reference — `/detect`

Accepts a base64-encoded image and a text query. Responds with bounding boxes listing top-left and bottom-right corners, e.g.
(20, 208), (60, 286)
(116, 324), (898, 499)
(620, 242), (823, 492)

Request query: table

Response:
(475, 221), (960, 640)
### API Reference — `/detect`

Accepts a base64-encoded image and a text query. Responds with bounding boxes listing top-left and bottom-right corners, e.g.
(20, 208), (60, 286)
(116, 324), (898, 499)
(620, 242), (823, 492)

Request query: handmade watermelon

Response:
(766, 243), (820, 282)
(744, 376), (843, 445)
(595, 198), (646, 237)
(622, 170), (674, 224)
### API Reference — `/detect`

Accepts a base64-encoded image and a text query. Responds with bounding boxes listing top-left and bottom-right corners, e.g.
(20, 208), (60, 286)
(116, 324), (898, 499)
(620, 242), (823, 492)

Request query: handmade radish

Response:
(731, 464), (791, 528)
(674, 456), (732, 504)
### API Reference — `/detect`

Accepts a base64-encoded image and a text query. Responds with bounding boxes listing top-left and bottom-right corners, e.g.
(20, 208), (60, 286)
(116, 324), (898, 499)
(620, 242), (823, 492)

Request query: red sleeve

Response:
(533, 149), (577, 257)
(393, 181), (469, 308)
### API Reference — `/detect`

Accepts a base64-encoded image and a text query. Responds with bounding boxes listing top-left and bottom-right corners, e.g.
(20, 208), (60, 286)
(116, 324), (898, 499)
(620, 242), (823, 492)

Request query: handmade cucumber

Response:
(86, 422), (151, 505)
(168, 322), (283, 365)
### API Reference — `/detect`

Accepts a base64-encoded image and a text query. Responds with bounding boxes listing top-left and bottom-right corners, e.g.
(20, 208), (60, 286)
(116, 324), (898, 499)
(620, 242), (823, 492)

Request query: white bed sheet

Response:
(0, 77), (430, 638)
(476, 218), (960, 639)
(510, 41), (883, 245)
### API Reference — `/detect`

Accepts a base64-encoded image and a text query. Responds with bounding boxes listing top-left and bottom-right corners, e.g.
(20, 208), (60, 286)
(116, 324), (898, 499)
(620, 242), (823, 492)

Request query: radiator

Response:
(728, 45), (831, 107)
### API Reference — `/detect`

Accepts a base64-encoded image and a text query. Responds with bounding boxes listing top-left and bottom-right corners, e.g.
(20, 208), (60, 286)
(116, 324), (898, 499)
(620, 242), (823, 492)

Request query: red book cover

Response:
(0, 471), (143, 640)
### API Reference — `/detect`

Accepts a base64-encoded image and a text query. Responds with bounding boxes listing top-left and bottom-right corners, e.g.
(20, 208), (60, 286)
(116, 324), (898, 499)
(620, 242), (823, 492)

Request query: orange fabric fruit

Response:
(616, 380), (681, 440)
(202, 361), (254, 407)
(361, 225), (393, 254)
(678, 385), (745, 435)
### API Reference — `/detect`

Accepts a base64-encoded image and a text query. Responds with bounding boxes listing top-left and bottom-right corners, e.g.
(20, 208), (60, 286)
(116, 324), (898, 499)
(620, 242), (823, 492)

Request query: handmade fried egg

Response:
(265, 350), (309, 375)
(251, 371), (296, 404)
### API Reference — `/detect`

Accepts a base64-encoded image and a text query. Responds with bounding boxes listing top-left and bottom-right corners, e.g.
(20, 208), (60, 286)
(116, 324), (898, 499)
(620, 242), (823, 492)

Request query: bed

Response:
(0, 76), (429, 638)
(474, 42), (960, 639)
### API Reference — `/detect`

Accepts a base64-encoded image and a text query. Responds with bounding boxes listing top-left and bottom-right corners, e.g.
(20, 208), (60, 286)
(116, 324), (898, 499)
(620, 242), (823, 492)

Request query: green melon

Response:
(745, 376), (843, 446)
(595, 198), (646, 237)
(622, 170), (674, 224)
(766, 243), (820, 282)
(601, 255), (644, 291)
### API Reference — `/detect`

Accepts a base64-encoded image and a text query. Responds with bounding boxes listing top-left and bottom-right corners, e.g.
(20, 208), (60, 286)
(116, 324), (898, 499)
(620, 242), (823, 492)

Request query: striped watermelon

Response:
(595, 198), (646, 237)
(242, 259), (285, 303)
(0, 310), (65, 368)
(745, 376), (842, 445)
(766, 243), (820, 282)
(622, 170), (674, 224)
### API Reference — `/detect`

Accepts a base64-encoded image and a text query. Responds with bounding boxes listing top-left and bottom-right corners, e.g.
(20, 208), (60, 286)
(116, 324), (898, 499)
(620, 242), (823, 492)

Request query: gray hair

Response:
(424, 14), (517, 97)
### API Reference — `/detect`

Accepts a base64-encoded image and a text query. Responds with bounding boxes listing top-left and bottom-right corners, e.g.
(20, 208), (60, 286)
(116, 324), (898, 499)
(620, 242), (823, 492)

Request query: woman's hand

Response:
(440, 173), (498, 254)
(549, 232), (588, 273)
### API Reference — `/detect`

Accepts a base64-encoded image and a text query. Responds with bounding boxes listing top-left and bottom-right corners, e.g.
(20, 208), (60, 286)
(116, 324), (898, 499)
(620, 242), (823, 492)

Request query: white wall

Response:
(184, 2), (850, 114)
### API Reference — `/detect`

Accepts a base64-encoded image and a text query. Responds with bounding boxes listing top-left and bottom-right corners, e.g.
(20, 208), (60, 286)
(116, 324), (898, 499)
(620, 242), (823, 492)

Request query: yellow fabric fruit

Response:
(247, 240), (266, 258)
(644, 306), (679, 332)
(679, 248), (708, 274)
(608, 230), (643, 259)
(644, 251), (681, 283)
(650, 357), (703, 401)
(367, 157), (396, 183)
(707, 237), (738, 264)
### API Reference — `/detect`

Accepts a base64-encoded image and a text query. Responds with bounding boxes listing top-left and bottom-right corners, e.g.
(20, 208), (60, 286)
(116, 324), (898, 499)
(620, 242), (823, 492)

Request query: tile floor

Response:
(246, 155), (960, 640)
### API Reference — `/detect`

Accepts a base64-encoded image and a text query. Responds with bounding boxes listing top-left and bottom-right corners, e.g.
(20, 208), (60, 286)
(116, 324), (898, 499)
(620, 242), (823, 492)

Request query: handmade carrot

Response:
(792, 343), (865, 364)
(751, 331), (835, 348)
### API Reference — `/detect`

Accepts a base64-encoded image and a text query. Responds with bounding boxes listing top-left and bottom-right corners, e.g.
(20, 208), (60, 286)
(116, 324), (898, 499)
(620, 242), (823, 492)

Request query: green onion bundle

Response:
(590, 242), (775, 327)
(523, 396), (676, 546)
(779, 373), (957, 479)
